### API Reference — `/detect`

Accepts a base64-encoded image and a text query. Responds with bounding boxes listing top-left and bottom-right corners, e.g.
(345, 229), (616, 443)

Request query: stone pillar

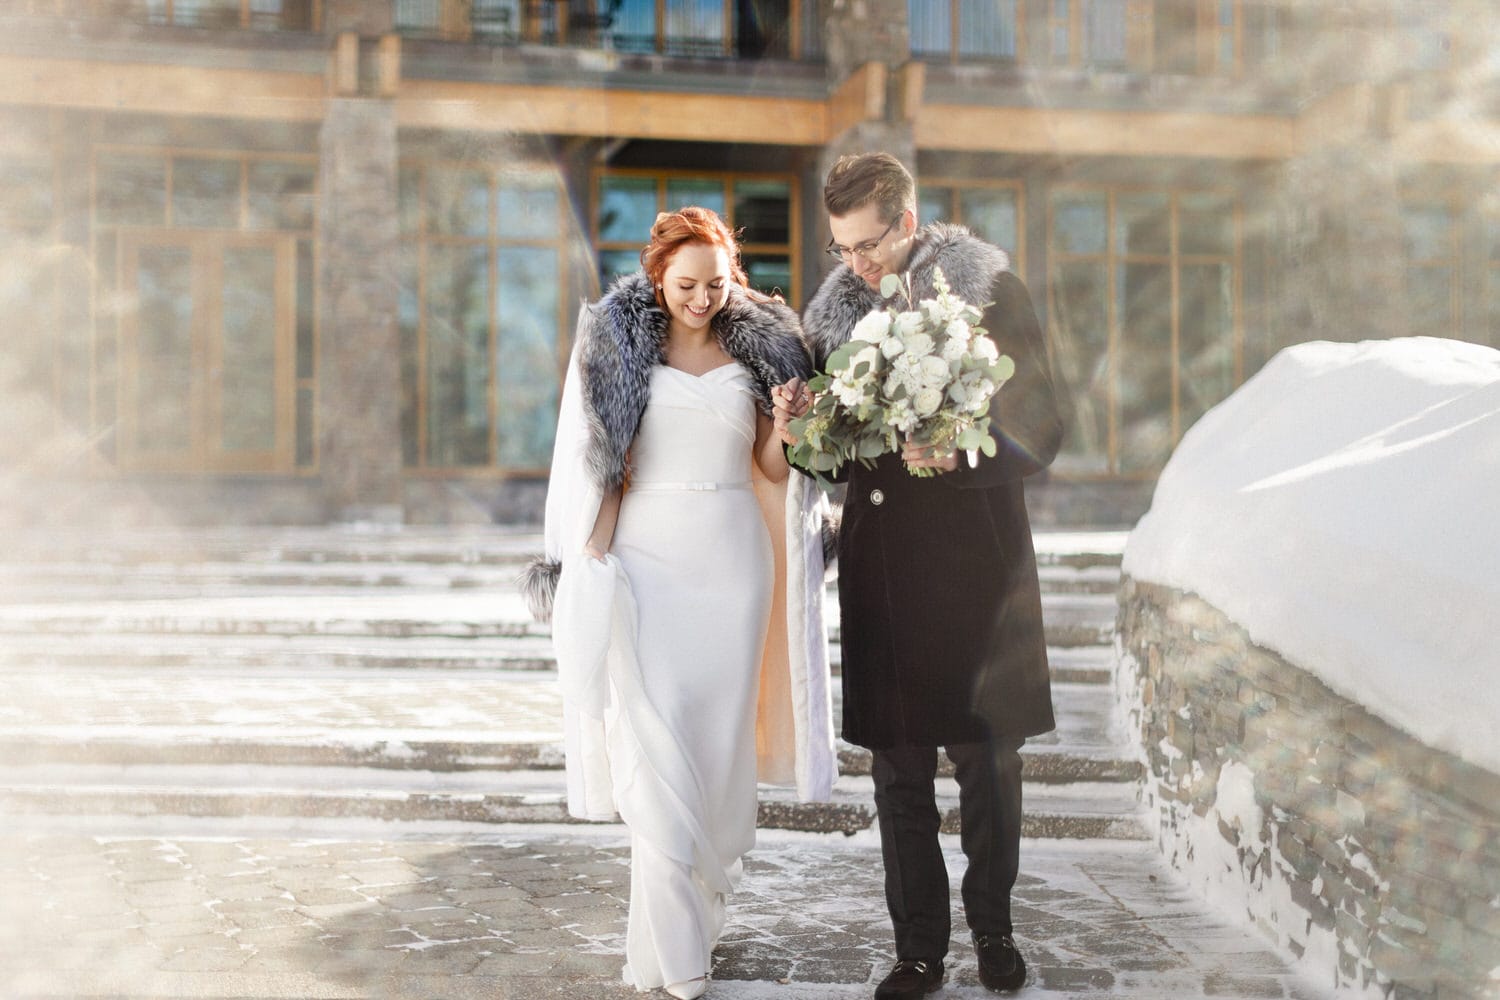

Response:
(317, 20), (403, 522)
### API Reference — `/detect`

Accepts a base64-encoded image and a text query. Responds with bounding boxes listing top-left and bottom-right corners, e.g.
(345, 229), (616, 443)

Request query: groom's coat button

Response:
(869, 489), (885, 506)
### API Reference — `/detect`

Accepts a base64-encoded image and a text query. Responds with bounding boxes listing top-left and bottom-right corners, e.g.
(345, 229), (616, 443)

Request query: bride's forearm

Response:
(585, 488), (622, 559)
(755, 414), (791, 484)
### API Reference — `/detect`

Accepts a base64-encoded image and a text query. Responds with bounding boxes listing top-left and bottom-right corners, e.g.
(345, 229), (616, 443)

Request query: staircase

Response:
(0, 527), (1141, 842)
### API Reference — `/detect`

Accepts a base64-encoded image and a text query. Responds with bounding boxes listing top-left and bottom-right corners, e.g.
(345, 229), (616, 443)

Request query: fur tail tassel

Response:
(520, 557), (562, 623)
(821, 504), (841, 577)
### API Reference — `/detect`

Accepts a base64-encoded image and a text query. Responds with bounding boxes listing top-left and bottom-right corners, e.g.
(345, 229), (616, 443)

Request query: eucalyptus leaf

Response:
(979, 434), (998, 458)
(880, 273), (902, 299)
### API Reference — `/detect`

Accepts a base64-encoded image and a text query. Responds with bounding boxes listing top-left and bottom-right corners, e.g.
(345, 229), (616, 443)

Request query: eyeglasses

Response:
(825, 217), (899, 263)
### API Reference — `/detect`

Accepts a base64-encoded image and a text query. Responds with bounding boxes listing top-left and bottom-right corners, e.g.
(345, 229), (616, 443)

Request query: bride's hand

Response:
(772, 378), (811, 445)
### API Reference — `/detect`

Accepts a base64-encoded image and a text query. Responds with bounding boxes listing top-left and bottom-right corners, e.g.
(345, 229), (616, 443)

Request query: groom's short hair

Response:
(823, 152), (915, 223)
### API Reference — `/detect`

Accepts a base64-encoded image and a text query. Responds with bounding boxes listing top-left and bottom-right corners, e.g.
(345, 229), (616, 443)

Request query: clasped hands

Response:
(771, 378), (957, 473)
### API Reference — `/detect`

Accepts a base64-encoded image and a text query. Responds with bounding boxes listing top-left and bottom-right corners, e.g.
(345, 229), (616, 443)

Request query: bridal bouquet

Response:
(788, 267), (1014, 483)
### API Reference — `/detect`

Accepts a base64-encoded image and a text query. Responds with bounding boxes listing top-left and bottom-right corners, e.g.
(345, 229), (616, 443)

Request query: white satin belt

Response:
(629, 481), (752, 493)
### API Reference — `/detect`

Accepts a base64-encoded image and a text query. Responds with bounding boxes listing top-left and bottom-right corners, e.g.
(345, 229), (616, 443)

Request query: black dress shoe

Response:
(973, 933), (1026, 992)
(874, 958), (945, 999)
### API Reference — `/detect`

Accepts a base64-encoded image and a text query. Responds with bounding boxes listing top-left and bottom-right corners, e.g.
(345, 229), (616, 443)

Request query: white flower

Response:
(945, 318), (971, 345)
(892, 310), (925, 340)
(913, 386), (944, 417)
(848, 342), (880, 373)
(948, 380), (972, 407)
(852, 310), (891, 343)
(880, 334), (905, 360)
(902, 332), (935, 358)
(831, 372), (866, 407)
(891, 353), (924, 391)
(971, 336), (999, 364)
(918, 355), (950, 392)
(885, 399), (919, 434)
(941, 335), (969, 365)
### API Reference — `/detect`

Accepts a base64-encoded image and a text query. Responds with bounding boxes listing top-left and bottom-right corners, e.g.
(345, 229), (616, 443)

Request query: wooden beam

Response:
(915, 103), (1298, 159)
(377, 34), (402, 98)
(395, 80), (829, 145)
(1392, 119), (1500, 163)
(0, 55), (325, 121)
(827, 62), (887, 137)
(332, 32), (359, 96)
(894, 61), (925, 123)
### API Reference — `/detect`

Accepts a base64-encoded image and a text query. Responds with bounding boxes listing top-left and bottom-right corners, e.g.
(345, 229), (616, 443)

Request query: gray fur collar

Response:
(802, 223), (1010, 367)
(580, 271), (812, 494)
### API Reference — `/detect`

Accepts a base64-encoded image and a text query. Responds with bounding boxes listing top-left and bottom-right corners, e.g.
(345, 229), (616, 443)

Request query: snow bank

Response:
(1124, 337), (1500, 775)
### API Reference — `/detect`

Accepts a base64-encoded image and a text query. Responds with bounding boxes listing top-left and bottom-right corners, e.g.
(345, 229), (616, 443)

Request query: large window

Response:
(910, 0), (1021, 63)
(398, 161), (569, 472)
(37, 0), (320, 30)
(918, 179), (1025, 272)
(1401, 202), (1461, 341)
(92, 149), (317, 473)
(395, 0), (812, 58)
(594, 170), (798, 304)
(1048, 186), (1241, 476)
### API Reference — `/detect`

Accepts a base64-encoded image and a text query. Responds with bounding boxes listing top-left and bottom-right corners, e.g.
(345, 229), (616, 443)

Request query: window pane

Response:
(171, 0), (241, 28)
(399, 245), (420, 466)
(1402, 205), (1453, 263)
(599, 249), (640, 289)
(173, 157), (241, 228)
(471, 0), (520, 39)
(1179, 262), (1235, 430)
(733, 180), (790, 244)
(612, 0), (658, 53)
(665, 0), (724, 56)
(666, 178), (726, 217)
(743, 254), (791, 299)
(394, 0), (442, 31)
(599, 176), (658, 243)
(296, 385), (315, 466)
(909, 0), (951, 56)
(1179, 193), (1235, 255)
(135, 245), (195, 453)
(0, 158), (53, 234)
(959, 188), (1018, 251)
(296, 239), (315, 379)
(250, 0), (315, 31)
(1052, 192), (1106, 255)
(1084, 0), (1126, 65)
(497, 246), (561, 468)
(736, 0), (791, 58)
(99, 155), (167, 228)
(1155, 0), (1198, 73)
(1115, 194), (1169, 256)
(426, 244), (491, 466)
(219, 246), (279, 452)
(427, 168), (490, 238)
(399, 167), (422, 235)
(497, 174), (560, 240)
(1117, 262), (1173, 472)
(1051, 258), (1109, 474)
(919, 186), (951, 225)
(1407, 265), (1455, 337)
(959, 0), (1017, 59)
(247, 161), (315, 230)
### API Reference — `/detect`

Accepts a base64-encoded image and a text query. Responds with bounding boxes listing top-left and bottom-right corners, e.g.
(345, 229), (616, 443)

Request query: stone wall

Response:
(1117, 578), (1500, 999)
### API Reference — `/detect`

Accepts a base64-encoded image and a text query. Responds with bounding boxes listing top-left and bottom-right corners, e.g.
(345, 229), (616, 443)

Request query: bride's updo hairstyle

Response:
(641, 207), (774, 309)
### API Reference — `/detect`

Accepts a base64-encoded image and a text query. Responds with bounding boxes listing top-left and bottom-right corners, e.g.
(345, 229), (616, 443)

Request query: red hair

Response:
(641, 206), (771, 308)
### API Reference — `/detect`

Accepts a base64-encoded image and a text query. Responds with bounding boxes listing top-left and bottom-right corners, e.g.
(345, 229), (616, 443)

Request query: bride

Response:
(525, 207), (836, 998)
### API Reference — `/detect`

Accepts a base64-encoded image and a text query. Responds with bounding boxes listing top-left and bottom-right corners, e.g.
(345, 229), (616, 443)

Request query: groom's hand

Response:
(772, 378), (810, 446)
(902, 436), (959, 473)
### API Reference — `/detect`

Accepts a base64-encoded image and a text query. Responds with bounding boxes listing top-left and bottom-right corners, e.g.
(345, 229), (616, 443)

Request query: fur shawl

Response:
(581, 271), (812, 495)
(523, 271), (813, 620)
(802, 222), (1009, 368)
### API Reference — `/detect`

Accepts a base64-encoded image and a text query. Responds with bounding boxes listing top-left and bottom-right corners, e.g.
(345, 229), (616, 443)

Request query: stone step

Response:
(0, 765), (1148, 840)
(0, 668), (1137, 783)
(0, 632), (1118, 683)
(0, 589), (1118, 648)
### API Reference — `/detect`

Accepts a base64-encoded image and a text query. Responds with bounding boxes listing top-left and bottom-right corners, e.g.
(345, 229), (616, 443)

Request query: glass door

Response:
(118, 231), (296, 472)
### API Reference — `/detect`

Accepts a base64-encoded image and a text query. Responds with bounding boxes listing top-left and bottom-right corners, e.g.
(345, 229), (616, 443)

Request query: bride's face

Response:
(661, 242), (731, 333)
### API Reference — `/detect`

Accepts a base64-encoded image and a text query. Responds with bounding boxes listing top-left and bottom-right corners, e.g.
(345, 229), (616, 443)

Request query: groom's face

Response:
(827, 202), (915, 292)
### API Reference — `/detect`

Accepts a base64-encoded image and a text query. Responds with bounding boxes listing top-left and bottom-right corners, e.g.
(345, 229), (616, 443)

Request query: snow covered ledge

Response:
(1115, 338), (1500, 999)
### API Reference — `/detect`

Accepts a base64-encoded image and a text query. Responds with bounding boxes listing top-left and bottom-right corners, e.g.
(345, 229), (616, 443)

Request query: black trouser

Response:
(870, 738), (1025, 961)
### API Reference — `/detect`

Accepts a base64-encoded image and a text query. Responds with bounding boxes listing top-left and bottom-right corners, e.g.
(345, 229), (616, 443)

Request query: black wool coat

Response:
(800, 224), (1066, 749)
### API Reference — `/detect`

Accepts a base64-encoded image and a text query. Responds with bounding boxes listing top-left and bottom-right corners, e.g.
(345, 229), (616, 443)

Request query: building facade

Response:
(2, 0), (1495, 526)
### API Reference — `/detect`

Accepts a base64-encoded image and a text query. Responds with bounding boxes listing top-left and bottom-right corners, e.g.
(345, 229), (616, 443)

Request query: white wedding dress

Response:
(608, 361), (773, 990)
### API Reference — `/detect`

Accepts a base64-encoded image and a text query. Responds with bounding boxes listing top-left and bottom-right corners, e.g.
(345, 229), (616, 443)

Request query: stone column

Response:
(317, 7), (403, 522)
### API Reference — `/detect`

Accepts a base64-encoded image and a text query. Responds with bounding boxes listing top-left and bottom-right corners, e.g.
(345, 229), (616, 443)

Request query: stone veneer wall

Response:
(1116, 577), (1500, 999)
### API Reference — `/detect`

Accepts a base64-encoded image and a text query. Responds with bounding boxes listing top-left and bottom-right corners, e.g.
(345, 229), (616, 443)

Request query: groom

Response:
(775, 153), (1065, 998)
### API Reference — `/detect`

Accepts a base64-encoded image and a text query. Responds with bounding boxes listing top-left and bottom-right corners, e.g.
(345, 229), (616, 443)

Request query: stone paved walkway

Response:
(0, 816), (1332, 1000)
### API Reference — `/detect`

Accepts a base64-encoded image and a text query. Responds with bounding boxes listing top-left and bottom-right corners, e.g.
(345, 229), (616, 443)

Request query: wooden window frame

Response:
(399, 158), (571, 477)
(591, 167), (802, 306)
(90, 145), (320, 476)
(918, 177), (1027, 276)
(1046, 183), (1243, 479)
